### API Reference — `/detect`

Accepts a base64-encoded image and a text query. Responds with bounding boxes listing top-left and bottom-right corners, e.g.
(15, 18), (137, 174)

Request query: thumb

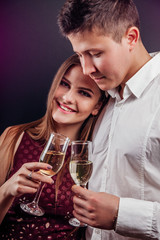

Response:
(72, 185), (90, 199)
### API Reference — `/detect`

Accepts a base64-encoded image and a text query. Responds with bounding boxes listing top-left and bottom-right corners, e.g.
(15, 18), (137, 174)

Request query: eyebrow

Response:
(62, 77), (94, 94)
(79, 87), (94, 94)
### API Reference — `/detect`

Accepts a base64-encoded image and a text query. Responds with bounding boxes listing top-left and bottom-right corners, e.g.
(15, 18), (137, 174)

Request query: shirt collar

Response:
(107, 52), (160, 99)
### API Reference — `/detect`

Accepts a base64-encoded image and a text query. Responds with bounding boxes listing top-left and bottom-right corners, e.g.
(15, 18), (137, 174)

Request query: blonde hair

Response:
(1, 54), (107, 193)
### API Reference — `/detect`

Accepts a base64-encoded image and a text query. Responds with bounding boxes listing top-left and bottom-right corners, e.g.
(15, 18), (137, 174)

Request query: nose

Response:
(62, 89), (75, 104)
(81, 56), (96, 76)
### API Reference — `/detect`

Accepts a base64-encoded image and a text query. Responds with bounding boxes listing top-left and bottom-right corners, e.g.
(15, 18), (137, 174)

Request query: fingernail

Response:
(51, 180), (54, 184)
(47, 165), (52, 169)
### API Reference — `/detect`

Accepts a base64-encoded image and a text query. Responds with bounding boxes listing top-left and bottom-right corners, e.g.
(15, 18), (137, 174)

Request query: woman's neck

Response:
(55, 124), (81, 141)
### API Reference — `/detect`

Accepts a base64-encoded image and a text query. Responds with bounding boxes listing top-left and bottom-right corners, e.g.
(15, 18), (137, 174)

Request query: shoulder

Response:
(0, 126), (24, 185)
(0, 126), (13, 146)
(0, 126), (24, 153)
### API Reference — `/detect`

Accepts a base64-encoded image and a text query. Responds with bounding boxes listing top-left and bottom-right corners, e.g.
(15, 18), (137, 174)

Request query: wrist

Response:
(1, 181), (14, 198)
(112, 197), (119, 231)
(113, 207), (118, 231)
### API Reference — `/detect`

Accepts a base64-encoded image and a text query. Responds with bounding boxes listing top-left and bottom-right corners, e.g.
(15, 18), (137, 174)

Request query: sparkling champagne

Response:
(69, 160), (93, 187)
(40, 150), (65, 177)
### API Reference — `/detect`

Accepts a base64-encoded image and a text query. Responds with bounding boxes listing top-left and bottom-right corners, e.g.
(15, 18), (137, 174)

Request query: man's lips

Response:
(90, 75), (106, 82)
(57, 101), (76, 113)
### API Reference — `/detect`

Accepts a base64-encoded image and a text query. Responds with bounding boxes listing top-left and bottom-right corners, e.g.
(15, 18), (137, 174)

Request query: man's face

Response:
(68, 29), (132, 91)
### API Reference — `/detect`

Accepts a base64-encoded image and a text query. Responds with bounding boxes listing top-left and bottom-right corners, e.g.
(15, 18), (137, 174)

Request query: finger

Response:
(74, 201), (90, 216)
(73, 207), (97, 227)
(29, 171), (53, 184)
(73, 194), (95, 215)
(22, 163), (53, 184)
(24, 169), (53, 185)
(72, 185), (90, 200)
(21, 174), (40, 188)
(73, 194), (86, 207)
(16, 184), (40, 196)
(73, 210), (92, 226)
(23, 162), (52, 171)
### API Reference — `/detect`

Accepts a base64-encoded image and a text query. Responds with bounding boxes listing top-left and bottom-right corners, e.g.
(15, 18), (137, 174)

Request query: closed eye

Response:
(90, 52), (102, 58)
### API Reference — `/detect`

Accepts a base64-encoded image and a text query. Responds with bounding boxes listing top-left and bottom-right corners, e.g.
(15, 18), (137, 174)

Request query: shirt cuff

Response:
(116, 198), (153, 238)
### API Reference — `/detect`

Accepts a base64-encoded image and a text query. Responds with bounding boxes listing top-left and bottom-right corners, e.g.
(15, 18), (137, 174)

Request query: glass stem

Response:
(32, 182), (45, 204)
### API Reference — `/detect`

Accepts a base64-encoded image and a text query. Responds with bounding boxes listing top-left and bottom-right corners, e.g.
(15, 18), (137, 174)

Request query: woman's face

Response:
(52, 65), (102, 128)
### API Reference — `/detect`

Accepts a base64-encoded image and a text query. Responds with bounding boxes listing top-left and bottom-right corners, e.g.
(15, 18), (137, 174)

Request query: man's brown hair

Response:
(58, 0), (140, 42)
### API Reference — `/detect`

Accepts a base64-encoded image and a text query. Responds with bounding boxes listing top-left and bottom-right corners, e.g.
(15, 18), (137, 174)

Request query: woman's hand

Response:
(0, 162), (53, 223)
(72, 185), (119, 230)
(3, 162), (53, 198)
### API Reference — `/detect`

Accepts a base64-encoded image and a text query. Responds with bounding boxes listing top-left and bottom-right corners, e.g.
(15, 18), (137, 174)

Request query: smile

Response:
(60, 104), (72, 112)
(57, 101), (76, 113)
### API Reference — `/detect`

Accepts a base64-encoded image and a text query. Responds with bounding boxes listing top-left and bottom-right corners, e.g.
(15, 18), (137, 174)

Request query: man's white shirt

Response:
(86, 52), (160, 240)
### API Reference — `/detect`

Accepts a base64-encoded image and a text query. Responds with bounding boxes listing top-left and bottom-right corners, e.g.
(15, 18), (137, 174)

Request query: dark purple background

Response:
(1, 0), (160, 134)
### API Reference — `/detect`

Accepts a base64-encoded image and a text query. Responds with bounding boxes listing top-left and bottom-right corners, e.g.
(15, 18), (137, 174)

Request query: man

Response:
(58, 0), (160, 239)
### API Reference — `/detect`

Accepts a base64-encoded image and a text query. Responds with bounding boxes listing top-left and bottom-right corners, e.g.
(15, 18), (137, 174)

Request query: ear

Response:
(126, 27), (139, 51)
(91, 102), (102, 116)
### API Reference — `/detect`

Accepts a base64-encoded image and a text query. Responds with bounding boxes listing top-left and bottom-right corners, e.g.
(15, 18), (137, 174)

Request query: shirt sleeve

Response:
(115, 198), (160, 239)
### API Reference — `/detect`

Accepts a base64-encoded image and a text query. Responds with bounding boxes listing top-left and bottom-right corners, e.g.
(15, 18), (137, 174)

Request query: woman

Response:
(0, 54), (107, 240)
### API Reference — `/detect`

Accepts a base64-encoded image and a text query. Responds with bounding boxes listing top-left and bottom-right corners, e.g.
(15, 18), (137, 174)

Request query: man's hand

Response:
(72, 185), (119, 230)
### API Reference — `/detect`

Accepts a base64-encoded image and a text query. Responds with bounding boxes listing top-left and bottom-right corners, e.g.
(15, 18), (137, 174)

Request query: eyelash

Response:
(76, 52), (101, 58)
(60, 80), (70, 88)
(90, 52), (101, 58)
(60, 80), (91, 98)
(79, 90), (91, 98)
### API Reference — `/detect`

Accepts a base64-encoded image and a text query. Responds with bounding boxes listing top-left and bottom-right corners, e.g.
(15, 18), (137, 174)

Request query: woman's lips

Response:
(57, 101), (76, 113)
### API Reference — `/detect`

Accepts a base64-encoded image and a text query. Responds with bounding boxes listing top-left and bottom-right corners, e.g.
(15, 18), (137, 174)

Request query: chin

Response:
(96, 84), (107, 91)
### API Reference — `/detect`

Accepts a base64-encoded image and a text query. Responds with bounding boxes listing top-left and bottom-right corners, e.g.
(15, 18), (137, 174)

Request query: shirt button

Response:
(95, 229), (101, 234)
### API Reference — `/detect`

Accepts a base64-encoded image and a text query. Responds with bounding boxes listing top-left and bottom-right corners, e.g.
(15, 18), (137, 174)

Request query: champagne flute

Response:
(69, 140), (93, 227)
(20, 132), (70, 216)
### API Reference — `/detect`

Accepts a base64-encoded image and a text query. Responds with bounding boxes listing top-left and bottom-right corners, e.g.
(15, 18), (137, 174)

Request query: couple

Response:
(1, 0), (160, 239)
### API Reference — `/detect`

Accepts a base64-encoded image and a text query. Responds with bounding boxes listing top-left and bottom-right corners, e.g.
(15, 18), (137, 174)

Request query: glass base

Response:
(20, 202), (45, 216)
(69, 217), (87, 227)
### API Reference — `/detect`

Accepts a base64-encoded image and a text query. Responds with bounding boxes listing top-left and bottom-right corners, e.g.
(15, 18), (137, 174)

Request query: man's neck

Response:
(119, 43), (151, 99)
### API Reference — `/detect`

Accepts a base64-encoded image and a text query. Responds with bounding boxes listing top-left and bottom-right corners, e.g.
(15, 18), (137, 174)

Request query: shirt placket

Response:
(102, 99), (123, 192)
(92, 99), (123, 240)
